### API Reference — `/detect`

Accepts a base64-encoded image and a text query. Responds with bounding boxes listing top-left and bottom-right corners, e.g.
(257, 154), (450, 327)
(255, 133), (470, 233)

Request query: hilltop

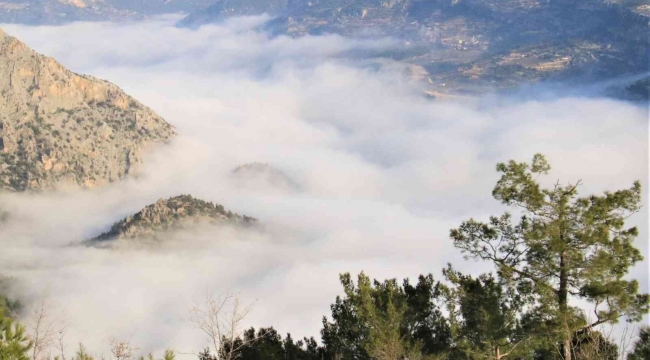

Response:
(232, 163), (301, 192)
(91, 195), (256, 242)
(0, 28), (175, 191)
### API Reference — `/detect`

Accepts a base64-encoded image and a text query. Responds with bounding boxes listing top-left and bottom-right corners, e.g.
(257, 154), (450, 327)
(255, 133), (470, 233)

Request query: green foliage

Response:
(163, 349), (175, 360)
(627, 326), (650, 360)
(138, 349), (175, 360)
(355, 274), (420, 360)
(72, 344), (95, 360)
(442, 266), (531, 359)
(0, 278), (21, 319)
(321, 272), (450, 360)
(450, 153), (649, 359)
(530, 328), (620, 360)
(0, 311), (33, 360)
(207, 328), (320, 360)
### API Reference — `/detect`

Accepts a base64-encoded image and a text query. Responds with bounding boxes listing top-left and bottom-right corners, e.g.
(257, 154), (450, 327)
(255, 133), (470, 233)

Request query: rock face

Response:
(0, 28), (175, 191)
(92, 195), (256, 242)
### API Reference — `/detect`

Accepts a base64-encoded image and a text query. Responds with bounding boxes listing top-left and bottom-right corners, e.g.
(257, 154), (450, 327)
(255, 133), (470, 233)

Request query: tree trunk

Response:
(559, 250), (571, 360)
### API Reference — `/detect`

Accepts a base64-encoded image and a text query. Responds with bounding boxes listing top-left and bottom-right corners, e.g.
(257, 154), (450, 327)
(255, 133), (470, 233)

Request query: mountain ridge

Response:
(181, 0), (650, 97)
(0, 0), (216, 25)
(0, 28), (175, 191)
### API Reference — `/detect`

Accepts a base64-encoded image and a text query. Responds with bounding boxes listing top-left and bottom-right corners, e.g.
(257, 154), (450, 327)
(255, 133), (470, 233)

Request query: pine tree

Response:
(450, 154), (649, 360)
(321, 273), (450, 360)
(627, 326), (650, 360)
(0, 310), (33, 360)
(72, 344), (94, 360)
(162, 350), (175, 360)
(442, 266), (530, 360)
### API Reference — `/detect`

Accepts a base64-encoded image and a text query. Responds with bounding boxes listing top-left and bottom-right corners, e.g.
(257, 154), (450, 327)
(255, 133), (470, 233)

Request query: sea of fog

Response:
(0, 14), (647, 358)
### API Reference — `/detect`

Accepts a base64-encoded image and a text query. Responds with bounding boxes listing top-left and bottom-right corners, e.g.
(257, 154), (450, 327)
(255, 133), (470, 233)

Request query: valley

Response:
(0, 2), (647, 360)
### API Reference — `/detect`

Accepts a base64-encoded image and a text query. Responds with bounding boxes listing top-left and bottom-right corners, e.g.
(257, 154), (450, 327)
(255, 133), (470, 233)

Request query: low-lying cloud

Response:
(0, 15), (647, 358)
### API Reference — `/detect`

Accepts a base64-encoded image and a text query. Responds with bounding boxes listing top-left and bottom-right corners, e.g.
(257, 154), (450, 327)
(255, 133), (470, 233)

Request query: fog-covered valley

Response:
(0, 14), (647, 359)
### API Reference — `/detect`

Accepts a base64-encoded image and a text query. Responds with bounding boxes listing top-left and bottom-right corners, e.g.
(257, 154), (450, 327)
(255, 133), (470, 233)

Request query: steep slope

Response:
(0, 28), (175, 191)
(91, 195), (256, 242)
(0, 0), (215, 25)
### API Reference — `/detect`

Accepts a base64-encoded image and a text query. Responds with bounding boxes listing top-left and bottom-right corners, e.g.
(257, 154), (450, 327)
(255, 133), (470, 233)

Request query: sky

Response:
(0, 14), (648, 358)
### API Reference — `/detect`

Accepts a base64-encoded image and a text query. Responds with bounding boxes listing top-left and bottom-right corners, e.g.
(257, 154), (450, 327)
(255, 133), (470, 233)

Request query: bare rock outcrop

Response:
(0, 28), (175, 191)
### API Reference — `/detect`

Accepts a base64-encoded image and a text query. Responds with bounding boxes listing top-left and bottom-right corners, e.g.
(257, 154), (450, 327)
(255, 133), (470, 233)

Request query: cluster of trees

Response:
(216, 154), (649, 360)
(1, 154), (649, 360)
(200, 270), (649, 360)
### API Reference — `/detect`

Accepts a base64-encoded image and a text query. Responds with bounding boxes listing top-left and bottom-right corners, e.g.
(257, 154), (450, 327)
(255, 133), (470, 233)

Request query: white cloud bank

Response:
(0, 15), (647, 358)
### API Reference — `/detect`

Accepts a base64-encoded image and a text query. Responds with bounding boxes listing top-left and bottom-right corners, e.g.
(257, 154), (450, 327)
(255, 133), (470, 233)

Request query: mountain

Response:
(605, 75), (650, 102)
(623, 77), (650, 101)
(4, 0), (647, 26)
(0, 0), (215, 25)
(181, 0), (650, 97)
(231, 162), (300, 192)
(0, 28), (175, 191)
(179, 0), (288, 27)
(91, 194), (256, 242)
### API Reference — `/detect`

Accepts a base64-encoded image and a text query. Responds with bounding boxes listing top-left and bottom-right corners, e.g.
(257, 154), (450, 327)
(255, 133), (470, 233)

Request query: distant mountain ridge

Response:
(181, 0), (650, 97)
(91, 194), (256, 242)
(179, 0), (288, 26)
(0, 0), (215, 25)
(0, 28), (175, 191)
(4, 0), (645, 26)
(2, 1), (647, 97)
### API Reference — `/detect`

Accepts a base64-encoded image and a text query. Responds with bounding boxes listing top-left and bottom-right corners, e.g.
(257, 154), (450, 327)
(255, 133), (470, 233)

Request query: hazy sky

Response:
(0, 15), (647, 358)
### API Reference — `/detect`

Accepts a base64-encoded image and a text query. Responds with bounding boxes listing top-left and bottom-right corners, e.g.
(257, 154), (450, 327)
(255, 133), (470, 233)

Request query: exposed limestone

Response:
(0, 28), (175, 191)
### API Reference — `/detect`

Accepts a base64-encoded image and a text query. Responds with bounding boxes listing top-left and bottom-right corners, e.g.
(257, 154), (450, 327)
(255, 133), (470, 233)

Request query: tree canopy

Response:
(450, 153), (648, 360)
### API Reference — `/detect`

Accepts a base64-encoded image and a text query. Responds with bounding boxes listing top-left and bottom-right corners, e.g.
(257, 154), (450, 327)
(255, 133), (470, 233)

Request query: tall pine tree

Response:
(450, 154), (649, 360)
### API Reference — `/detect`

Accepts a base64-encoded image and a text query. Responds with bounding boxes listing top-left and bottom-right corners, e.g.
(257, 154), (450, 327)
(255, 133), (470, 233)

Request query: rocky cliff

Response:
(92, 195), (256, 242)
(0, 28), (175, 191)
